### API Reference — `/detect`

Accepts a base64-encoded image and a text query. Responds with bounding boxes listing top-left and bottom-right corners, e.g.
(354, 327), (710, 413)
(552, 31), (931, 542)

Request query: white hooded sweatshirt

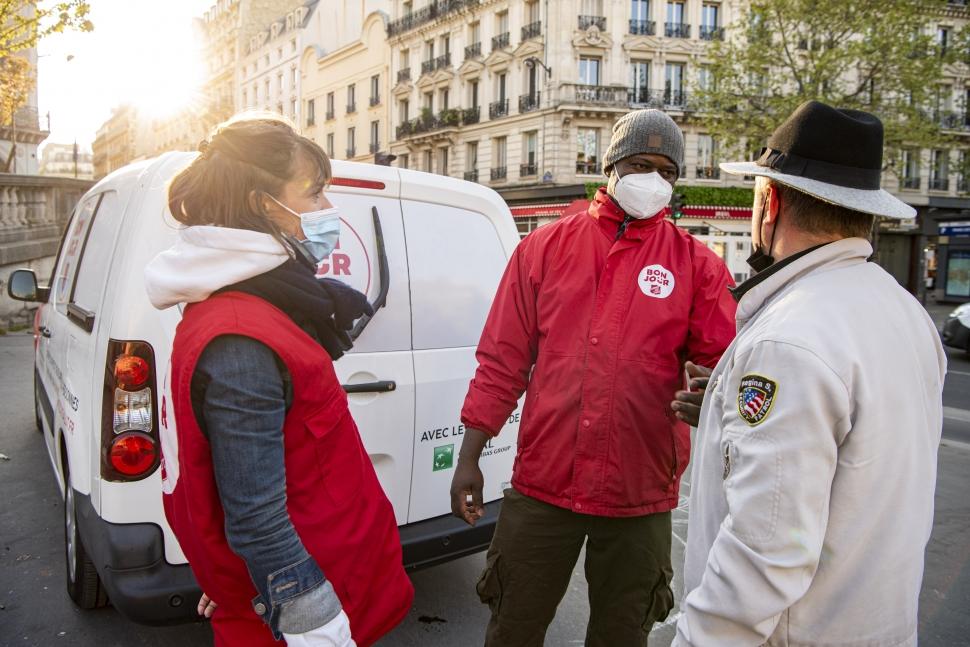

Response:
(143, 226), (290, 310)
(674, 238), (946, 647)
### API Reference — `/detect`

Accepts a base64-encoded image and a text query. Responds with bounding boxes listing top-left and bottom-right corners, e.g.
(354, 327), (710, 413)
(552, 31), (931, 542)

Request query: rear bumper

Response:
(400, 500), (501, 571)
(75, 492), (201, 625)
(942, 317), (970, 350)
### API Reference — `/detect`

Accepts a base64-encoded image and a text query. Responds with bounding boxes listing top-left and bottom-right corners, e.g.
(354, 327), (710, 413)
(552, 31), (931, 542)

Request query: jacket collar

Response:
(735, 237), (872, 327)
(587, 187), (665, 240)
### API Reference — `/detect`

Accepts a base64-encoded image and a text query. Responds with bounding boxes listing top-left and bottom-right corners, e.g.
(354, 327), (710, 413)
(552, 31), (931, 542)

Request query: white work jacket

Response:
(675, 238), (946, 647)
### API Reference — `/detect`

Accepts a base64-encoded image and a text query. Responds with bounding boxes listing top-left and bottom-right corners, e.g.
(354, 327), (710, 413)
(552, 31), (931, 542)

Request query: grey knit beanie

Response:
(603, 109), (685, 176)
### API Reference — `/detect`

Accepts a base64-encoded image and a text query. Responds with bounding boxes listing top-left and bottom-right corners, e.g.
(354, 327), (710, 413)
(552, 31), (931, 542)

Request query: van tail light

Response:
(102, 340), (160, 481)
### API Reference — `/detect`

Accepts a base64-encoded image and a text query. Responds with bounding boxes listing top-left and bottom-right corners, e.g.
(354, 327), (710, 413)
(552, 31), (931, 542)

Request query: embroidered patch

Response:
(638, 264), (675, 298)
(737, 374), (777, 426)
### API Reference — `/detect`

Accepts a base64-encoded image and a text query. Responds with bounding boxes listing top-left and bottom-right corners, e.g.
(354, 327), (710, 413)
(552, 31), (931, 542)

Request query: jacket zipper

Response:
(615, 215), (633, 241)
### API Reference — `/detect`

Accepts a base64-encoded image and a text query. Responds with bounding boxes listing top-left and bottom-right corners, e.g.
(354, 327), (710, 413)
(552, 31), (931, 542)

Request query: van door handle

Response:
(39, 326), (51, 338)
(341, 380), (396, 394)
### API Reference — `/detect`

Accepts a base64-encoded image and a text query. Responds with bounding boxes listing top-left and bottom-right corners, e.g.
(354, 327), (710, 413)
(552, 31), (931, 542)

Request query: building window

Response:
(370, 74), (381, 106)
(326, 132), (334, 158)
(521, 131), (538, 176)
(577, 128), (600, 174)
(264, 78), (270, 98)
(403, 0), (412, 16)
(516, 216), (539, 239)
(370, 120), (380, 152)
(278, 47), (283, 60)
(440, 88), (450, 110)
(242, 89), (248, 107)
(291, 67), (297, 87)
(423, 91), (434, 113)
(697, 65), (713, 92)
(581, 0), (604, 15)
(400, 99), (410, 123)
(438, 147), (449, 176)
(347, 84), (356, 113)
(424, 149), (434, 173)
(347, 128), (356, 158)
(700, 3), (720, 38)
(931, 149), (950, 190)
(497, 73), (507, 102)
(631, 60), (650, 103)
(399, 153), (409, 169)
(491, 136), (508, 181)
(579, 57), (601, 85)
(938, 26), (950, 55)
(291, 38), (297, 52)
(665, 62), (686, 105)
(254, 83), (258, 102)
(465, 141), (479, 181)
(902, 149), (921, 189)
(497, 10), (509, 34)
(291, 99), (297, 119)
(306, 99), (316, 127)
(278, 73), (284, 96)
(326, 92), (335, 119)
(697, 135), (719, 179)
(470, 21), (480, 44)
(632, 0), (649, 21)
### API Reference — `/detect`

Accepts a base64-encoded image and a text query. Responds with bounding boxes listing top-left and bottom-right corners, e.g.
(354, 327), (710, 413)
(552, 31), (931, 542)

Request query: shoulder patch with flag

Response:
(738, 374), (777, 426)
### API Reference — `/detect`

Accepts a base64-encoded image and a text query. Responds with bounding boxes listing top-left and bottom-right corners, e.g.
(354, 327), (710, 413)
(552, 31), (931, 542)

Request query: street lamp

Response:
(524, 57), (552, 78)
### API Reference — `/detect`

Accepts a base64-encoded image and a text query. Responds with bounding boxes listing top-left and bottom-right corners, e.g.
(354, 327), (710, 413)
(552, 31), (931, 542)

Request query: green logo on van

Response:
(433, 444), (454, 472)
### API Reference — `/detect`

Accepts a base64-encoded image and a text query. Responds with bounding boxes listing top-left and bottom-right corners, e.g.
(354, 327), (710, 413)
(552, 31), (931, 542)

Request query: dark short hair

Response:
(168, 115), (331, 245)
(773, 182), (875, 239)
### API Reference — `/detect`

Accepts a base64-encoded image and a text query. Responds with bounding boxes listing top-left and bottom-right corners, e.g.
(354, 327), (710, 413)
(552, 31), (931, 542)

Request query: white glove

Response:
(283, 609), (356, 647)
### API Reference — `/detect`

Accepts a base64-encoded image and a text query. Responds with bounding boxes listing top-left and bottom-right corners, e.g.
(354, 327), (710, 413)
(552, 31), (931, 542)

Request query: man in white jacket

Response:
(671, 101), (947, 646)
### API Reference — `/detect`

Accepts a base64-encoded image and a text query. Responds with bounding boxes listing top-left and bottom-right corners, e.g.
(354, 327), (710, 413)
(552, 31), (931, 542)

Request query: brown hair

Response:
(773, 182), (875, 239)
(168, 114), (331, 245)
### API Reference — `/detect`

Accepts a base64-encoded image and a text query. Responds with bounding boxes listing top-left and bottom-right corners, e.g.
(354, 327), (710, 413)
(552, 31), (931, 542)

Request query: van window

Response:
(72, 191), (121, 317)
(404, 203), (507, 350)
(53, 193), (102, 313)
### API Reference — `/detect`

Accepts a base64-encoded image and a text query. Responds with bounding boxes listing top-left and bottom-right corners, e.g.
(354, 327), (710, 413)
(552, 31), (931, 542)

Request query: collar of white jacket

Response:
(735, 237), (873, 327)
(143, 225), (290, 310)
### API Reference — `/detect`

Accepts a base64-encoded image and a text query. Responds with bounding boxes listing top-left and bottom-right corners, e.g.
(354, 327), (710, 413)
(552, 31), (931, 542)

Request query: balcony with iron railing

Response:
(370, 95), (381, 107)
(465, 42), (482, 60)
(665, 22), (690, 38)
(937, 110), (970, 131)
(901, 176), (921, 190)
(397, 68), (411, 83)
(578, 15), (606, 30)
(576, 161), (602, 175)
(490, 167), (508, 181)
(421, 59), (435, 75)
(387, 0), (481, 37)
(561, 84), (630, 107)
(395, 107), (477, 139)
(325, 110), (335, 120)
(489, 99), (510, 119)
(434, 52), (452, 70)
(464, 170), (479, 182)
(696, 166), (721, 180)
(522, 21), (542, 40)
(347, 102), (356, 114)
(520, 162), (538, 177)
(347, 147), (356, 158)
(699, 25), (723, 40)
(930, 177), (950, 191)
(959, 177), (969, 193)
(369, 143), (380, 153)
(463, 106), (481, 124)
(629, 19), (656, 35)
(492, 32), (510, 51)
(519, 93), (541, 113)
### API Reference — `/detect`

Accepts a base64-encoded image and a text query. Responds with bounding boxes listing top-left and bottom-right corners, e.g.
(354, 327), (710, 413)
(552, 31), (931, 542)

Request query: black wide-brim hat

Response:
(720, 100), (916, 220)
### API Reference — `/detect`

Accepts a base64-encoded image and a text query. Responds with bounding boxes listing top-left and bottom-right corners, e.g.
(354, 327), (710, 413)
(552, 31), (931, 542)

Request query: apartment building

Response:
(302, 7), (393, 164)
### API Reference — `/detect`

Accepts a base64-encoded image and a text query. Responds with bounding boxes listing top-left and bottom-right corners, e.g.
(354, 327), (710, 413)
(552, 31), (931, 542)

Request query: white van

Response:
(7, 152), (522, 624)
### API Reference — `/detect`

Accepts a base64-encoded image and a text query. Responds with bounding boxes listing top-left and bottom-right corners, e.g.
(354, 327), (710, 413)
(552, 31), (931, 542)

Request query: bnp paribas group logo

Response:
(433, 444), (455, 471)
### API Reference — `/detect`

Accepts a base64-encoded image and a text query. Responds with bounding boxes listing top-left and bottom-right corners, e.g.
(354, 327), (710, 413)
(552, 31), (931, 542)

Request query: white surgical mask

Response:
(268, 195), (341, 262)
(608, 171), (673, 220)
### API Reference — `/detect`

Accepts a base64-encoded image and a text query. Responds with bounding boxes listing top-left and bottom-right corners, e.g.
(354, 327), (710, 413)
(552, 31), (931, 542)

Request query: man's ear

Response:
(763, 182), (781, 225)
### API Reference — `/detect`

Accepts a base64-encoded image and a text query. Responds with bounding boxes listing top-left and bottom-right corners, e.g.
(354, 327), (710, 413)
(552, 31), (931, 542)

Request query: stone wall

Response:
(0, 174), (94, 331)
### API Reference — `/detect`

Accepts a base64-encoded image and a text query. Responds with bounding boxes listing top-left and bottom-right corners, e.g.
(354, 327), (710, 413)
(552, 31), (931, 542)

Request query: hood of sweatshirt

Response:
(143, 225), (290, 310)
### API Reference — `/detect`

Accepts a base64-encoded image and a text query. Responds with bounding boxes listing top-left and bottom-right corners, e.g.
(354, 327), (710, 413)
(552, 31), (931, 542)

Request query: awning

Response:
(509, 202), (573, 218)
(677, 205), (752, 220)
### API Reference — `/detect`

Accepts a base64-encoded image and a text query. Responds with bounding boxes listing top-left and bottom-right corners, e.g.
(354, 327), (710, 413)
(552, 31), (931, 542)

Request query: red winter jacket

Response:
(461, 188), (737, 517)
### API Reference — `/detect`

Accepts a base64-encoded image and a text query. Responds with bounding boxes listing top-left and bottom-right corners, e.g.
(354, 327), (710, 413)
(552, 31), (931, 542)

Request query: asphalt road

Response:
(1, 306), (969, 646)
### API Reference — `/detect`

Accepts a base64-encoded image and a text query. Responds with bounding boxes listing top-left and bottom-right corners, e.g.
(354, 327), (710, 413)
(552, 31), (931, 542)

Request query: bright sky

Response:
(37, 0), (213, 151)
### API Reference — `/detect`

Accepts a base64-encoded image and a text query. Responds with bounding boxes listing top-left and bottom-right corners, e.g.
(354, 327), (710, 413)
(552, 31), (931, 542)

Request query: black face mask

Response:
(746, 192), (777, 273)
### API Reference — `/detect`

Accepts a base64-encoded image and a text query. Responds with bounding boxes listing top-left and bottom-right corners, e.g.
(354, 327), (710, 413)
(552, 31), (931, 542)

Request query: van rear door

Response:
(401, 199), (521, 524)
(323, 185), (415, 526)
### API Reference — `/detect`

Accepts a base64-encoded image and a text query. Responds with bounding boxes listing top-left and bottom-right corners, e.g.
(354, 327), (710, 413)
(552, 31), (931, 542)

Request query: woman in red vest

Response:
(144, 116), (413, 646)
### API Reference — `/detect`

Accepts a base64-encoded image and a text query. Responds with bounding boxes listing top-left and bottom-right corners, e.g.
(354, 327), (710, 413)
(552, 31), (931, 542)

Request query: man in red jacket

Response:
(450, 109), (737, 646)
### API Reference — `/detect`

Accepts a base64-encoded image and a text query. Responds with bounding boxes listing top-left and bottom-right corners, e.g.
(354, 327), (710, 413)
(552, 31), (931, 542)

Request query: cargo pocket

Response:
(304, 404), (363, 506)
(476, 552), (503, 615)
(642, 572), (674, 629)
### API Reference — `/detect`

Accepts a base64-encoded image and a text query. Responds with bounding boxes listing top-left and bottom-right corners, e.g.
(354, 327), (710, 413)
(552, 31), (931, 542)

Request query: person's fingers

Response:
(684, 361), (713, 379)
(674, 390), (705, 406)
(198, 594), (210, 616)
(688, 376), (710, 391)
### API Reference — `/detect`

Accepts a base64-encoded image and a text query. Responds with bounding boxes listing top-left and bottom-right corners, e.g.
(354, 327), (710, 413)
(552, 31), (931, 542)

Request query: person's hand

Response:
(197, 592), (217, 618)
(450, 457), (485, 526)
(283, 609), (356, 646)
(671, 362), (713, 428)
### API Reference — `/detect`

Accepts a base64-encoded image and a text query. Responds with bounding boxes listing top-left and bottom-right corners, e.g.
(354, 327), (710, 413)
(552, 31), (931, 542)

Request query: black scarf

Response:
(216, 254), (373, 361)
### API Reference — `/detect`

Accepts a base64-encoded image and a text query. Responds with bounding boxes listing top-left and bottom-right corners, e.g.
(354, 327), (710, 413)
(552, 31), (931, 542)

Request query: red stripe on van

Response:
(331, 177), (386, 190)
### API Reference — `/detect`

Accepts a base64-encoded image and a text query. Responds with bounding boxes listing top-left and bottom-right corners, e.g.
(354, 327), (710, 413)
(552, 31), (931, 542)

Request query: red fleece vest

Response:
(163, 291), (413, 646)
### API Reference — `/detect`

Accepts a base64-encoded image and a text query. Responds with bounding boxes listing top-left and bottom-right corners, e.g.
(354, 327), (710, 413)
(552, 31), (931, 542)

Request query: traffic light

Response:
(670, 192), (685, 220)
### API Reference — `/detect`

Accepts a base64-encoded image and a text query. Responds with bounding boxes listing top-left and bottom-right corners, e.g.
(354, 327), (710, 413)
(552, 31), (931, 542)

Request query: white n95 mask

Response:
(608, 171), (673, 220)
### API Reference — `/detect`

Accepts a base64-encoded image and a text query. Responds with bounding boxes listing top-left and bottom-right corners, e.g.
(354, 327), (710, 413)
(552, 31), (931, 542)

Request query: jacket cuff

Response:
(461, 389), (514, 437)
(251, 555), (331, 639)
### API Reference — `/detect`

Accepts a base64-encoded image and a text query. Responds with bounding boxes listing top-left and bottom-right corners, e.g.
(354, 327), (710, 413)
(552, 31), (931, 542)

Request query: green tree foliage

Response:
(694, 0), (965, 174)
(1, 1), (93, 125)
